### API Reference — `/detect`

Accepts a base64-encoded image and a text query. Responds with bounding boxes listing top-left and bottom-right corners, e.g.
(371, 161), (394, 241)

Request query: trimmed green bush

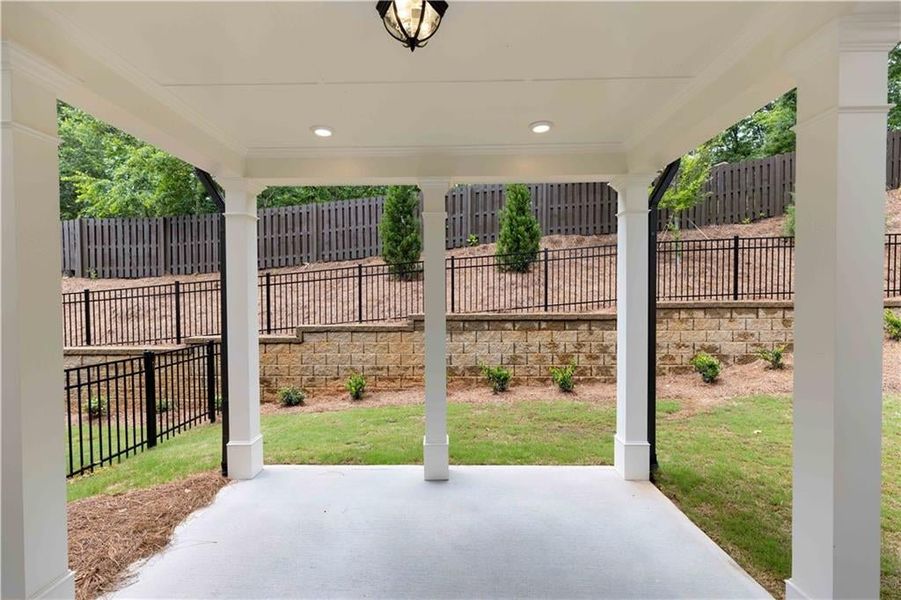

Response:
(885, 309), (901, 341)
(756, 345), (786, 370)
(480, 364), (511, 393)
(278, 386), (306, 407)
(379, 185), (422, 280)
(346, 373), (367, 401)
(550, 362), (577, 392)
(495, 184), (541, 272)
(689, 352), (722, 383)
(83, 396), (105, 419)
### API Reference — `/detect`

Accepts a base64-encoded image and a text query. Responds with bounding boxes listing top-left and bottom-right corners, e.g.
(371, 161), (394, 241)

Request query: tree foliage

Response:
(889, 43), (901, 130)
(706, 90), (797, 164)
(496, 184), (542, 272)
(379, 185), (422, 279)
(258, 186), (388, 208)
(660, 144), (713, 218)
(59, 102), (212, 219)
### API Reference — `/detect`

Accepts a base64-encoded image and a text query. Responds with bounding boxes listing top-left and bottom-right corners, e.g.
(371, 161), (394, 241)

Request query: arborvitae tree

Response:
(496, 184), (542, 272)
(379, 185), (422, 279)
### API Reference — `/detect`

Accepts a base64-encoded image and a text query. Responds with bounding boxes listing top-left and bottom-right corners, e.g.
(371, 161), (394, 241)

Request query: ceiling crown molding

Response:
(0, 41), (81, 92)
(34, 4), (247, 158)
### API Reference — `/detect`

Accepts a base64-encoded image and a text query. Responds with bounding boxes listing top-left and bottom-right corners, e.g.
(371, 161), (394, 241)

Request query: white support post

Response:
(221, 178), (264, 480)
(786, 11), (899, 599)
(609, 174), (654, 481)
(1, 49), (75, 598)
(420, 180), (450, 481)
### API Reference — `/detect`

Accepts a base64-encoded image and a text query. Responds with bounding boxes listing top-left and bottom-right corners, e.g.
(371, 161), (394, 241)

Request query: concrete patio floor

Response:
(113, 466), (770, 599)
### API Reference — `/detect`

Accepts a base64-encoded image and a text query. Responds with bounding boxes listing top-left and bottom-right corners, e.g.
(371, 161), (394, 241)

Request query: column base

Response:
(785, 579), (812, 600)
(227, 434), (263, 480)
(32, 569), (75, 599)
(423, 435), (449, 481)
(614, 435), (649, 481)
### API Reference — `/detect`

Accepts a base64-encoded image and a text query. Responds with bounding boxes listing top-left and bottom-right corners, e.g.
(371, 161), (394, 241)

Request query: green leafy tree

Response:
(496, 184), (541, 272)
(379, 185), (422, 279)
(660, 144), (713, 222)
(889, 43), (901, 130)
(59, 102), (212, 218)
(258, 186), (389, 208)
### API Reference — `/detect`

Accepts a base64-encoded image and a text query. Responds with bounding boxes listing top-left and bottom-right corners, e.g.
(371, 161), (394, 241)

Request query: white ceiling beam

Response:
(245, 148), (628, 186)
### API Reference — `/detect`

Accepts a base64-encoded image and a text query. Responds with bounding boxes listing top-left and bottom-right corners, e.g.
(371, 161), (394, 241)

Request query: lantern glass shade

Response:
(377, 1), (448, 51)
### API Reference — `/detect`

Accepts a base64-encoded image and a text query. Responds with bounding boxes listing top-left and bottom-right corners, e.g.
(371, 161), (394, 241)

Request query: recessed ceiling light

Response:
(530, 121), (553, 134)
(311, 126), (333, 138)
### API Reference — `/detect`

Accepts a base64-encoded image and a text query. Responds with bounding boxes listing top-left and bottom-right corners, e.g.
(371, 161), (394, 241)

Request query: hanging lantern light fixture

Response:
(376, 1), (449, 52)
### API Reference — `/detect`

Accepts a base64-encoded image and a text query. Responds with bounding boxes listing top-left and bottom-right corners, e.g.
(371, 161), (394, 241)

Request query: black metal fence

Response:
(65, 342), (220, 477)
(62, 234), (901, 347)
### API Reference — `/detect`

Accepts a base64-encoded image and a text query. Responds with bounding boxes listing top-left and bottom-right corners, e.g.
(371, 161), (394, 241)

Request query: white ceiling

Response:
(3, 1), (883, 183)
(41, 1), (768, 151)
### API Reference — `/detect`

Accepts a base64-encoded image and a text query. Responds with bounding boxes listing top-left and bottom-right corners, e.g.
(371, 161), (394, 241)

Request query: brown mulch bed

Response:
(68, 471), (226, 600)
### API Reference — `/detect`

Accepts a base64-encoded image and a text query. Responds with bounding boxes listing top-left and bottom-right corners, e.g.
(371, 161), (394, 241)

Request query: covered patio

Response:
(112, 466), (768, 599)
(2, 2), (899, 598)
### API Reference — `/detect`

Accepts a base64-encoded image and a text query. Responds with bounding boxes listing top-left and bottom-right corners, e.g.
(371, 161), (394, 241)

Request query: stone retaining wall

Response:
(64, 300), (901, 403)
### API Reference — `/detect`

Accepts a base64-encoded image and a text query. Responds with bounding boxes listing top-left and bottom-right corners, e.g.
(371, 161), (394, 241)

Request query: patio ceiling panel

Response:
(0, 1), (863, 183)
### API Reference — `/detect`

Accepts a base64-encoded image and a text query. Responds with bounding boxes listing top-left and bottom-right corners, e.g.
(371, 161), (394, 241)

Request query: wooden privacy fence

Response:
(61, 131), (901, 279)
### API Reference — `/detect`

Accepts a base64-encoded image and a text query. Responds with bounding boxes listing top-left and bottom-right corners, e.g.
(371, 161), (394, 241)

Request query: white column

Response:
(786, 12), (898, 599)
(420, 180), (450, 481)
(609, 174), (654, 481)
(221, 178), (264, 480)
(1, 50), (75, 597)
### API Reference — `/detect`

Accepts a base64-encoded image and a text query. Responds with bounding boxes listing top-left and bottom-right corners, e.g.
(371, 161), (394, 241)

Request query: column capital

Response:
(417, 178), (452, 191)
(608, 173), (656, 194)
(218, 177), (267, 197)
(785, 10), (900, 79)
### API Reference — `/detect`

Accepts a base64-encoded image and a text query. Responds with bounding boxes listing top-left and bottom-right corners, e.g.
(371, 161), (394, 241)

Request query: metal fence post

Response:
(83, 289), (92, 346)
(732, 235), (741, 301)
(543, 248), (550, 311)
(144, 351), (157, 448)
(265, 272), (272, 334)
(449, 256), (456, 313)
(206, 341), (217, 423)
(357, 264), (364, 323)
(174, 281), (182, 344)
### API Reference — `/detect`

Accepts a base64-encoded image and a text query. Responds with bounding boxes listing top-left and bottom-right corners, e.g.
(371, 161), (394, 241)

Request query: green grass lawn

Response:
(67, 395), (900, 598)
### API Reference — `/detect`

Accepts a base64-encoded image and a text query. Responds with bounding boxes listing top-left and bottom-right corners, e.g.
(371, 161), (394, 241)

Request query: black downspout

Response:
(647, 159), (681, 474)
(194, 168), (229, 478)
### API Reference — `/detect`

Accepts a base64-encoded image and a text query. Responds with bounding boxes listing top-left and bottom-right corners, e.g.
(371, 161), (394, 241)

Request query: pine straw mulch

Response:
(68, 471), (227, 600)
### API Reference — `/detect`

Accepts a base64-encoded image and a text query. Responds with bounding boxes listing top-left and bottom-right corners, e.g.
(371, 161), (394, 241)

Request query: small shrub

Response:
(756, 345), (786, 370)
(156, 398), (176, 413)
(278, 386), (306, 407)
(885, 309), (901, 341)
(345, 373), (366, 400)
(467, 233), (479, 247)
(83, 396), (105, 419)
(214, 395), (223, 411)
(783, 203), (796, 237)
(549, 362), (577, 392)
(479, 363), (511, 393)
(495, 183), (542, 272)
(689, 352), (722, 383)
